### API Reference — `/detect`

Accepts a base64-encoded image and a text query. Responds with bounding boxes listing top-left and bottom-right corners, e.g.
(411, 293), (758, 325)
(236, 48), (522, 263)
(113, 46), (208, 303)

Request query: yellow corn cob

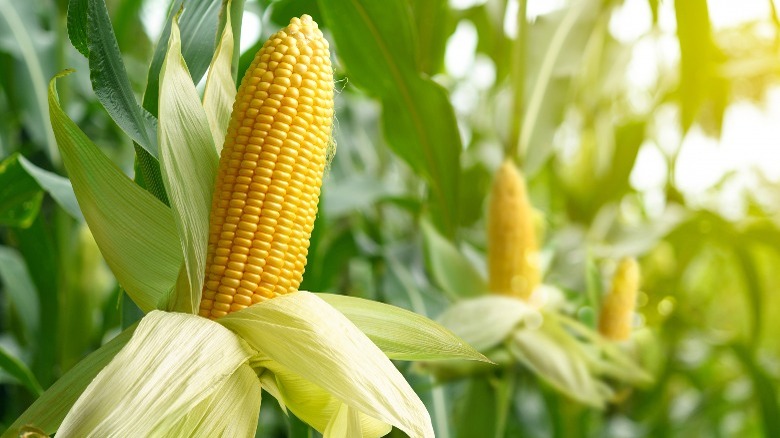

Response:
(598, 258), (640, 341)
(199, 15), (334, 319)
(487, 160), (540, 300)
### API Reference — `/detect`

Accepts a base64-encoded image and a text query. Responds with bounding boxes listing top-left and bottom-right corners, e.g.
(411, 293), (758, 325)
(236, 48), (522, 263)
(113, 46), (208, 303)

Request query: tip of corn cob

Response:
(598, 257), (641, 341)
(199, 15), (334, 319)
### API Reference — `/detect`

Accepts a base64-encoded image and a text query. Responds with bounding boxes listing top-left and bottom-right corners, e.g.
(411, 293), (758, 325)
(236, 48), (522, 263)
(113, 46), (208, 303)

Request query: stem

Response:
(494, 372), (517, 438)
(508, 0), (528, 163)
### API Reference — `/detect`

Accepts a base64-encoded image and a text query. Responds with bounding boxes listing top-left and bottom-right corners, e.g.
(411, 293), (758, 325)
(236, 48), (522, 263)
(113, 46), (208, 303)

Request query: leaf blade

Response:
(220, 292), (435, 438)
(158, 16), (218, 313)
(317, 293), (487, 362)
(48, 70), (181, 312)
(84, 0), (159, 156)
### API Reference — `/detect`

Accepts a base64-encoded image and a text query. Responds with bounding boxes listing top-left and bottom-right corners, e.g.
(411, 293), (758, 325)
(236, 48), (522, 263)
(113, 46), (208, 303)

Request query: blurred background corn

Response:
(598, 258), (641, 341)
(487, 160), (540, 300)
(199, 15), (334, 319)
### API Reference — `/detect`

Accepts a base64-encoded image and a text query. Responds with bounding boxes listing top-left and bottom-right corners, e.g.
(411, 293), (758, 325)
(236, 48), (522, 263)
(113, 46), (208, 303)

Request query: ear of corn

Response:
(598, 258), (640, 341)
(487, 160), (540, 300)
(199, 15), (334, 319)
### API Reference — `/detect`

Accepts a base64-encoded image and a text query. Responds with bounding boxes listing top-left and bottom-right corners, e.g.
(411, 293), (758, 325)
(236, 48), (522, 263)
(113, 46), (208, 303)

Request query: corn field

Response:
(1, 0), (779, 436)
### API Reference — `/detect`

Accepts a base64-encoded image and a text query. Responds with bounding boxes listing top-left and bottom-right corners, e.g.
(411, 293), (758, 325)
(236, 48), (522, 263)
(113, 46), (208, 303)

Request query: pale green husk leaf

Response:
(48, 71), (181, 312)
(260, 362), (391, 437)
(167, 363), (262, 437)
(1, 325), (136, 438)
(317, 293), (488, 362)
(325, 403), (386, 438)
(508, 318), (611, 408)
(437, 295), (539, 351)
(553, 313), (654, 386)
(202, 0), (237, 154)
(57, 311), (250, 437)
(219, 292), (434, 438)
(158, 17), (218, 314)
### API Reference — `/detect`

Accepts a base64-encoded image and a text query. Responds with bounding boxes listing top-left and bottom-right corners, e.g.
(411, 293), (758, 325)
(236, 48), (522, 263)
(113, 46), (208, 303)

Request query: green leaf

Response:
(0, 0), (58, 161)
(1, 325), (136, 437)
(58, 311), (252, 436)
(0, 245), (40, 342)
(158, 15), (219, 313)
(66, 0), (89, 57)
(319, 0), (461, 236)
(455, 377), (497, 438)
(437, 296), (537, 352)
(18, 156), (83, 220)
(732, 343), (780, 437)
(421, 219), (486, 299)
(317, 293), (487, 362)
(203, 1), (237, 153)
(83, 0), (159, 157)
(142, 0), (222, 118)
(219, 292), (435, 438)
(48, 70), (181, 312)
(674, 0), (716, 132)
(410, 0), (451, 75)
(0, 342), (43, 396)
(0, 153), (43, 228)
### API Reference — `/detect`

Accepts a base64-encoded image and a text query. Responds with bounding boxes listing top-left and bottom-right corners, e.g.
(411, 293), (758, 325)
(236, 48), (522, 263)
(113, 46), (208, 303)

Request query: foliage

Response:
(1, 0), (779, 436)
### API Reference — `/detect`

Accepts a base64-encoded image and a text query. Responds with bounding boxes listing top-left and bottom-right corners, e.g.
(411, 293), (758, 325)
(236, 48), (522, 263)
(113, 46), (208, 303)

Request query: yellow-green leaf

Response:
(167, 363), (262, 437)
(48, 71), (181, 312)
(158, 17), (218, 313)
(261, 363), (390, 437)
(202, 0), (237, 154)
(317, 293), (487, 362)
(219, 292), (434, 438)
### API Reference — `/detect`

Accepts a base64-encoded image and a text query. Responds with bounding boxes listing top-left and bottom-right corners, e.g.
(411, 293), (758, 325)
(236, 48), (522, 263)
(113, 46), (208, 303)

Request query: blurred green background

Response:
(1, 0), (780, 436)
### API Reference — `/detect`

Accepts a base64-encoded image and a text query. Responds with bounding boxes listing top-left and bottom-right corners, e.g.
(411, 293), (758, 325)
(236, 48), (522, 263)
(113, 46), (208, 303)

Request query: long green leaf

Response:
(158, 16), (218, 313)
(0, 345), (43, 396)
(316, 293), (487, 362)
(0, 245), (40, 342)
(319, 0), (461, 236)
(18, 156), (83, 221)
(0, 0), (58, 162)
(48, 70), (181, 312)
(1, 325), (136, 438)
(66, 0), (89, 56)
(84, 0), (158, 156)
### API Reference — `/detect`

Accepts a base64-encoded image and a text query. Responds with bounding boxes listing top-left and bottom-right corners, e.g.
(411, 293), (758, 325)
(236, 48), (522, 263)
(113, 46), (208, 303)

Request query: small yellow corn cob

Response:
(199, 15), (334, 319)
(598, 258), (640, 341)
(487, 160), (540, 300)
